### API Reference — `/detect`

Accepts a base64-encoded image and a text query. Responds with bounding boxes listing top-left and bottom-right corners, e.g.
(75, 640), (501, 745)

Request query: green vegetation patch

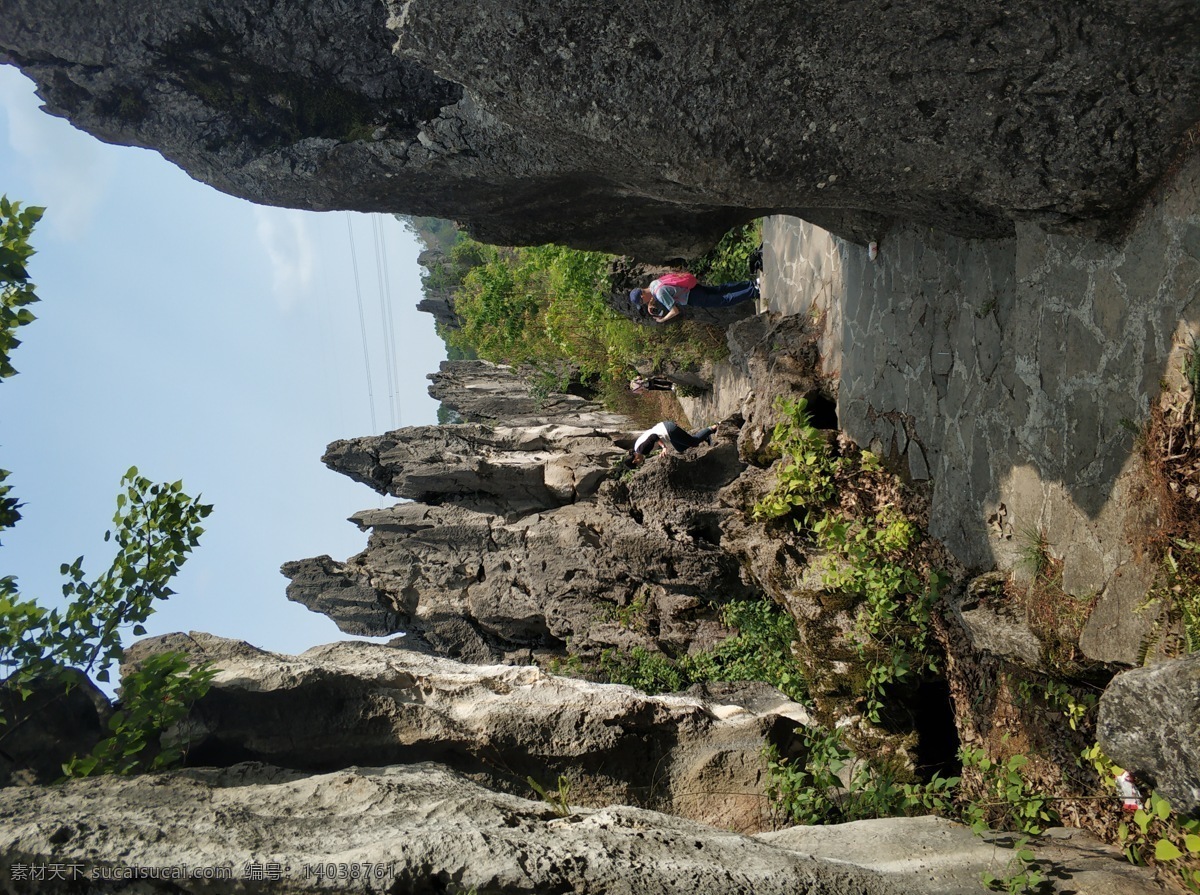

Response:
(752, 396), (944, 724)
(414, 220), (761, 408)
(597, 597), (807, 703)
(766, 727), (958, 826)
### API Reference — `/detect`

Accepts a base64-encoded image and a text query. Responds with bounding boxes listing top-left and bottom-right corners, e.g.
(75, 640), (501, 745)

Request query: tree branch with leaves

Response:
(0, 196), (215, 777)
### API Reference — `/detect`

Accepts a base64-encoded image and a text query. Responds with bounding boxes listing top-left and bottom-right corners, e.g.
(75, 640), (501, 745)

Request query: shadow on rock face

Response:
(2, 0), (1198, 256)
(0, 669), (112, 786)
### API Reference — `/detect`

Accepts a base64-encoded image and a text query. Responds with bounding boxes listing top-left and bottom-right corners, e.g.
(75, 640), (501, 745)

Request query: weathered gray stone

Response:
(286, 360), (768, 661)
(427, 360), (631, 429)
(277, 553), (399, 638)
(0, 670), (112, 787)
(907, 441), (930, 482)
(322, 422), (625, 510)
(1097, 652), (1200, 815)
(2, 0), (1198, 257)
(284, 443), (759, 661)
(0, 765), (1165, 895)
(1078, 560), (1159, 666)
(947, 572), (1043, 668)
(124, 633), (807, 832)
(1061, 537), (1106, 599)
(762, 816), (1165, 895)
(763, 148), (1200, 645)
(0, 762), (889, 895)
(1093, 271), (1128, 343)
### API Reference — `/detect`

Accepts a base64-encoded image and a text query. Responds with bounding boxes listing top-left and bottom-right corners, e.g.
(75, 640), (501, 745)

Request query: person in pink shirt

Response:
(629, 271), (759, 323)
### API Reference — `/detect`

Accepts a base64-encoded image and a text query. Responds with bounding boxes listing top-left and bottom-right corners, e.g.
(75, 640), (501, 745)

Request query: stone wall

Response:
(761, 153), (1200, 664)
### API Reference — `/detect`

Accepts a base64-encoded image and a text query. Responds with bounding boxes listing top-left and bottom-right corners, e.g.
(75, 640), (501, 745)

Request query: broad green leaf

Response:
(1134, 809), (1151, 833)
(1154, 839), (1183, 862)
(1153, 795), (1172, 821)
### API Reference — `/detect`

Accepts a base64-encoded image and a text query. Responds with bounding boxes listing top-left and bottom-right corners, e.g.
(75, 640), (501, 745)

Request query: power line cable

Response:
(377, 218), (403, 430)
(371, 216), (398, 429)
(346, 213), (378, 435)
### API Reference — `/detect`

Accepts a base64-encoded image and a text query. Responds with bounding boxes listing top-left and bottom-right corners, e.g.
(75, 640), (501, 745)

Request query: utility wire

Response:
(346, 213), (378, 435)
(376, 218), (403, 431)
(371, 216), (399, 430)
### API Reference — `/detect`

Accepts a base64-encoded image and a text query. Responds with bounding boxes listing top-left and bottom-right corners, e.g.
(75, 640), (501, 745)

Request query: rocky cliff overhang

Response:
(2, 0), (1198, 256)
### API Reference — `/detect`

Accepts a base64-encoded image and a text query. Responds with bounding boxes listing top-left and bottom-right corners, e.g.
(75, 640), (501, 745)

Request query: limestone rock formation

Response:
(1097, 652), (1200, 815)
(2, 0), (1198, 256)
(0, 763), (1165, 895)
(426, 360), (631, 428)
(413, 249), (457, 329)
(280, 358), (762, 660)
(761, 816), (1166, 895)
(124, 633), (807, 832)
(321, 421), (626, 510)
(283, 443), (757, 662)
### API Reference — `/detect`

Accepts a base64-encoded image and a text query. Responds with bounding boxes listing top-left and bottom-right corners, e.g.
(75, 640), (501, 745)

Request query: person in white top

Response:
(629, 420), (715, 465)
(629, 376), (674, 393)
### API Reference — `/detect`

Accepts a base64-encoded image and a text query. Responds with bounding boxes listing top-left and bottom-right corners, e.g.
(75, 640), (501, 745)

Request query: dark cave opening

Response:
(878, 677), (962, 780)
(804, 391), (839, 431)
(914, 679), (962, 779)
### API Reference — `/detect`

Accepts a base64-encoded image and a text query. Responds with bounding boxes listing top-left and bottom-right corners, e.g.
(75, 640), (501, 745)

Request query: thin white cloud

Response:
(253, 207), (316, 311)
(0, 66), (116, 240)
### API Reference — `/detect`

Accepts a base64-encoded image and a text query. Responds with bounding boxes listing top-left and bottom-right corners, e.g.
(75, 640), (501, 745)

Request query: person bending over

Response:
(628, 420), (715, 465)
(628, 271), (759, 324)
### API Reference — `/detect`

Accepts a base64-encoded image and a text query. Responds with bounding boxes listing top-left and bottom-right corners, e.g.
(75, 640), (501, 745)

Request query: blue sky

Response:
(0, 65), (447, 677)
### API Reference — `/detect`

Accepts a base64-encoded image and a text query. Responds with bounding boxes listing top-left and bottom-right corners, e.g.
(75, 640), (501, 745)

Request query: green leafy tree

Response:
(439, 234), (734, 401)
(690, 220), (761, 285)
(0, 196), (215, 776)
(0, 195), (42, 383)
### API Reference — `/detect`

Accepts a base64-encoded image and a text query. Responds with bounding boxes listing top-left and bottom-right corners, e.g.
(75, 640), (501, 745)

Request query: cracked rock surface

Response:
(762, 151), (1200, 665)
(122, 633), (809, 833)
(2, 0), (1197, 256)
(0, 763), (1165, 895)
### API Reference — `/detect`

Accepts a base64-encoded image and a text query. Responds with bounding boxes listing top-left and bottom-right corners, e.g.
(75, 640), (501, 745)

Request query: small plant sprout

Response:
(527, 775), (573, 817)
(1016, 525), (1050, 580)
